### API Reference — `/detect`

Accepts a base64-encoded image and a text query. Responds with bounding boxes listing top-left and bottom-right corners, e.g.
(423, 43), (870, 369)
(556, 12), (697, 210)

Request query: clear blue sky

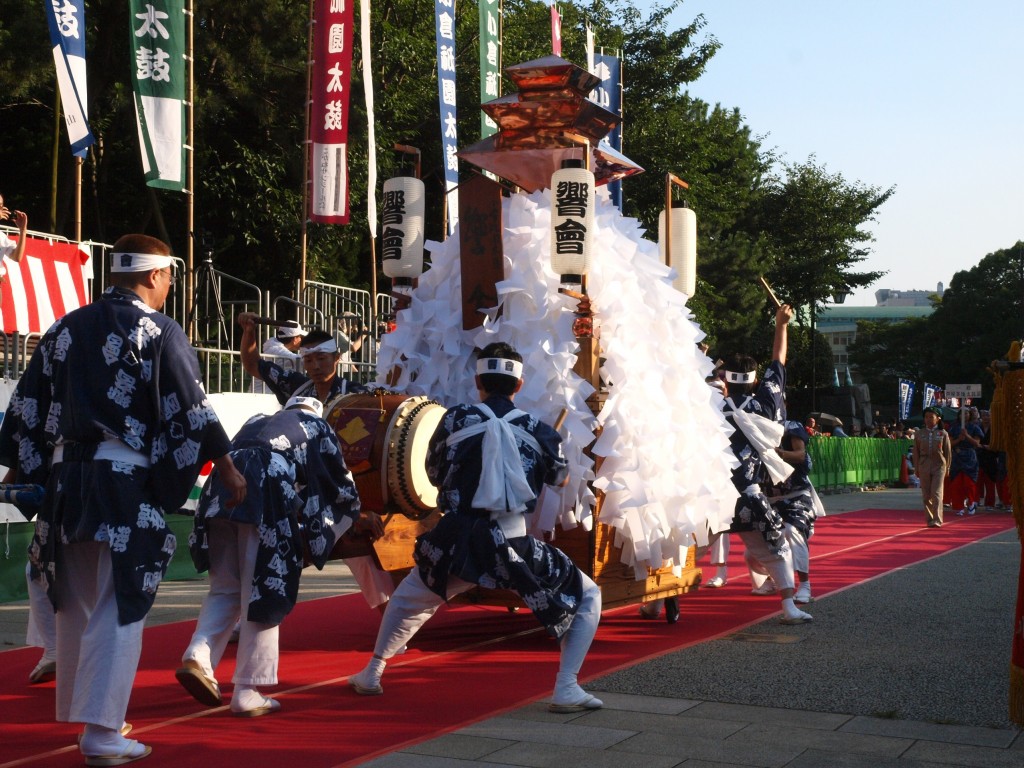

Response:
(640, 0), (1024, 305)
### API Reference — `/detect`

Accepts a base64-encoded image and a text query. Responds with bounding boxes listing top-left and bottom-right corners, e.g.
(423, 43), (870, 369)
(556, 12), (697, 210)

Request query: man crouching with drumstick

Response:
(348, 342), (604, 712)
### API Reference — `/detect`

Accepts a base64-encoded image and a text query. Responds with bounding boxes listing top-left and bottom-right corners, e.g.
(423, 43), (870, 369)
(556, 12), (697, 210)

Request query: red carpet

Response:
(0, 508), (1013, 768)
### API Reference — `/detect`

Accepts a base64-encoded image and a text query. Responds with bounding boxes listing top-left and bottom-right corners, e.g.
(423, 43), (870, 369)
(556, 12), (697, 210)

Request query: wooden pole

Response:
(186, 0), (195, 323)
(300, 0), (315, 296)
(74, 157), (82, 242)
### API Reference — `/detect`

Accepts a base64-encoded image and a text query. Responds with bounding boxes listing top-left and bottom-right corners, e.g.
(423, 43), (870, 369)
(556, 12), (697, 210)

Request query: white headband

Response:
(299, 338), (339, 356)
(110, 251), (174, 272)
(276, 324), (307, 339)
(724, 369), (757, 384)
(476, 357), (523, 379)
(284, 395), (323, 417)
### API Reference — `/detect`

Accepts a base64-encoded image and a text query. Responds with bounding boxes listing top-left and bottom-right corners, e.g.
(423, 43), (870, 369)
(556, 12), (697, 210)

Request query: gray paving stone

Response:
(402, 734), (517, 760)
(359, 754), (488, 768)
(460, 715), (636, 749)
(682, 702), (853, 731)
(609, 730), (802, 767)
(478, 741), (683, 768)
(575, 708), (746, 740)
(597, 691), (704, 715)
(839, 715), (1019, 748)
(903, 739), (1024, 767)
(731, 722), (913, 759)
(783, 748), (957, 768)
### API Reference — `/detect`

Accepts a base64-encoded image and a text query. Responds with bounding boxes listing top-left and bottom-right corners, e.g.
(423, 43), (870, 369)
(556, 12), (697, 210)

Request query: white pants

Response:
(739, 530), (795, 592)
(26, 561), (56, 657)
(183, 519), (278, 686)
(707, 530), (730, 565)
(373, 569), (602, 679)
(56, 541), (145, 730)
(344, 555), (395, 609)
(784, 523), (810, 575)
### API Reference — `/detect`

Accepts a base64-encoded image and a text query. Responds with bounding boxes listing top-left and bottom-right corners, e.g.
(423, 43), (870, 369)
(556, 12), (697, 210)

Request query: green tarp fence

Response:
(1, 515), (201, 603)
(808, 437), (911, 490)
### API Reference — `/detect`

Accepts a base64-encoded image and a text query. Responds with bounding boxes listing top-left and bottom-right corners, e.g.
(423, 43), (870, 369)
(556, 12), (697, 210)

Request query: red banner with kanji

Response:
(309, 0), (354, 224)
(1, 236), (91, 334)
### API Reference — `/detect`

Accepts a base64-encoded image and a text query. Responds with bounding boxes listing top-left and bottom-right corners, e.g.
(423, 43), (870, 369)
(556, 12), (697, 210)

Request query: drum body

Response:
(324, 391), (445, 570)
(325, 391), (445, 518)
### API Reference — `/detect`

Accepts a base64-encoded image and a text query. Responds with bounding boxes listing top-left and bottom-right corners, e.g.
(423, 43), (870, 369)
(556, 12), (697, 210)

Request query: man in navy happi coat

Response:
(0, 234), (245, 765)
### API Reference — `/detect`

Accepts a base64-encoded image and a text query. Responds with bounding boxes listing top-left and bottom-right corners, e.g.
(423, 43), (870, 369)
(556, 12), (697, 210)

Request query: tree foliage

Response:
(847, 241), (1024, 410)
(0, 0), (894, 364)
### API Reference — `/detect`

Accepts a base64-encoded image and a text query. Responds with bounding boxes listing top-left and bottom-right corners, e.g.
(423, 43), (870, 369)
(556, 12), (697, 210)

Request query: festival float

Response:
(324, 55), (740, 611)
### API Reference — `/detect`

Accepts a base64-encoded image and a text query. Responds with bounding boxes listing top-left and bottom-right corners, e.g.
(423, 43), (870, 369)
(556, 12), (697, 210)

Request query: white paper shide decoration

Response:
(659, 204), (697, 297)
(381, 175), (425, 279)
(376, 188), (739, 580)
(549, 160), (595, 279)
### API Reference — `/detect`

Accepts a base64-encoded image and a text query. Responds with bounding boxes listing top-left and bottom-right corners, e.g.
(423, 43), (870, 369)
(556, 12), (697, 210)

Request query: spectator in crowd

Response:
(950, 407), (984, 516)
(803, 416), (818, 436)
(977, 410), (1012, 511)
(0, 192), (29, 267)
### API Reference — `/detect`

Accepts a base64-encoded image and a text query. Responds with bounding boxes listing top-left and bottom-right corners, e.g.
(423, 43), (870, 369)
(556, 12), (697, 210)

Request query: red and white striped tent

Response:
(1, 234), (92, 335)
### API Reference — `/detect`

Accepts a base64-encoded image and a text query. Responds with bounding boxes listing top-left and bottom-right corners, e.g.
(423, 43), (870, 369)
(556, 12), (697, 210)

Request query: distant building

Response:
(874, 283), (944, 307)
(817, 305), (934, 371)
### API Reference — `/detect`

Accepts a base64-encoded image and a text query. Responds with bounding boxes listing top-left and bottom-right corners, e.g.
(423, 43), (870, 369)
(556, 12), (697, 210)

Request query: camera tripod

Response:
(186, 253), (229, 347)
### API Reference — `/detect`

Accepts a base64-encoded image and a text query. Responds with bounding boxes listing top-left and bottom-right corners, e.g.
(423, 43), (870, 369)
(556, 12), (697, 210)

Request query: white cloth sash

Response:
(726, 396), (794, 486)
(446, 403), (540, 516)
(51, 438), (151, 468)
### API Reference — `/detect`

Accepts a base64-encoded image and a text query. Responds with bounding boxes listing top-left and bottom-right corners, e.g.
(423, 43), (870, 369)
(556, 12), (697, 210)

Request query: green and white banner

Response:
(478, 0), (500, 139)
(128, 0), (186, 191)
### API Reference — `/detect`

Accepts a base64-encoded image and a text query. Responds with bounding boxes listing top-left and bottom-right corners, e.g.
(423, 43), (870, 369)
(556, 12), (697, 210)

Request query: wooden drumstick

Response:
(553, 408), (568, 432)
(759, 276), (782, 309)
(253, 316), (303, 329)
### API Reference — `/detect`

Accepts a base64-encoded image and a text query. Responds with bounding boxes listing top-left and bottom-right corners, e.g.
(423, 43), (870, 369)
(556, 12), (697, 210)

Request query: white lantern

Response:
(659, 203), (697, 297)
(381, 175), (425, 279)
(549, 159), (596, 281)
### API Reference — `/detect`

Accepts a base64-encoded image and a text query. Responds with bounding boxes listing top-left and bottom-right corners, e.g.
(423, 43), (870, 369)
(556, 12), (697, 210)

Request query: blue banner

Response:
(898, 378), (916, 421)
(592, 51), (622, 210)
(435, 0), (459, 233)
(44, 0), (94, 157)
(922, 382), (939, 410)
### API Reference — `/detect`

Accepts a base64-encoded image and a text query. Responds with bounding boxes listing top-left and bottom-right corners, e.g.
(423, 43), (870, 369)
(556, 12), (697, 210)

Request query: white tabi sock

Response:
(781, 596), (802, 618)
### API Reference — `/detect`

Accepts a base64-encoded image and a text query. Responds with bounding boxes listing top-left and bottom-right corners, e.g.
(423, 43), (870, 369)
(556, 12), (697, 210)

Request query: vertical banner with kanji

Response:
(436, 0), (459, 233)
(310, 0), (354, 224)
(898, 378), (916, 421)
(922, 382), (939, 409)
(550, 4), (561, 55)
(45, 0), (94, 157)
(479, 0), (500, 139)
(128, 0), (186, 190)
(592, 50), (622, 209)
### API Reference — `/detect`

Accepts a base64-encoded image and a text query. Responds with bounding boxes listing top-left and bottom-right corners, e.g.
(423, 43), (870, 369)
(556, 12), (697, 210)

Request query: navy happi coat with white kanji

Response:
(189, 408), (361, 625)
(769, 421), (817, 540)
(0, 286), (233, 625)
(257, 358), (366, 406)
(417, 394), (583, 639)
(725, 359), (788, 548)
